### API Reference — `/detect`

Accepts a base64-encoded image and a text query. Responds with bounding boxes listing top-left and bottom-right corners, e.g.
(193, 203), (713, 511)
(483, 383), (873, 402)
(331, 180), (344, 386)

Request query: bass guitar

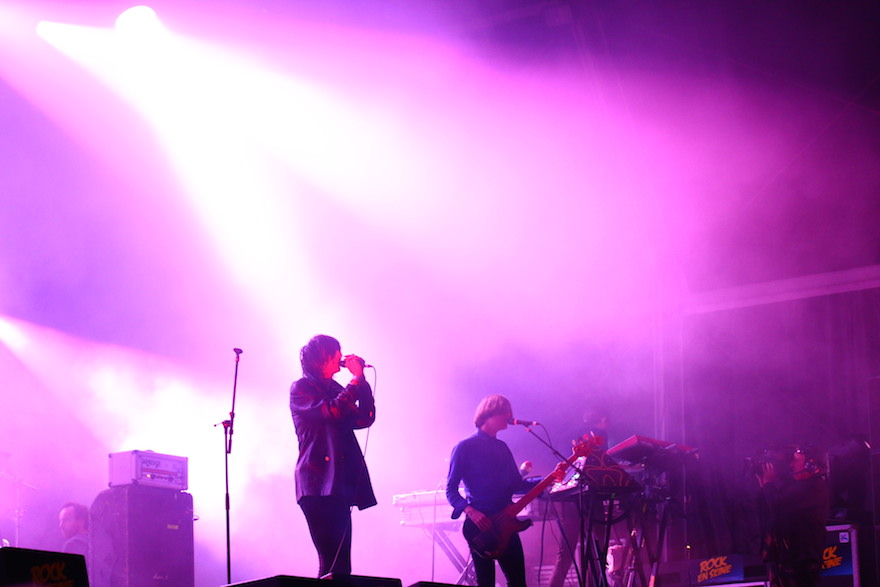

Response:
(463, 437), (600, 559)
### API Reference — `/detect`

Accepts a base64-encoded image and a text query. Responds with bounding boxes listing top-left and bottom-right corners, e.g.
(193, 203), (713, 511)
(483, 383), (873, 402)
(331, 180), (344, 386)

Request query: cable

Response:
(325, 365), (378, 577)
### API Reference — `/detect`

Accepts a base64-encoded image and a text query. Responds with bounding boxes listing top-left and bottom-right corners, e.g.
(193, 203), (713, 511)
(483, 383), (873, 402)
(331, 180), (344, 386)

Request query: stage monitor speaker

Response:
(407, 582), (459, 587)
(655, 558), (768, 587)
(821, 525), (859, 587)
(0, 547), (89, 586)
(90, 485), (194, 587)
(227, 575), (402, 587)
(226, 577), (322, 587)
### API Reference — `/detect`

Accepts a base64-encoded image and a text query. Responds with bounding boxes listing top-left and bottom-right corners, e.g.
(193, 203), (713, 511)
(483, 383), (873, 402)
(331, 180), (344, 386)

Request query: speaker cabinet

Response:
(226, 577), (322, 587)
(821, 525), (859, 587)
(0, 547), (89, 587)
(90, 485), (194, 587)
(227, 576), (402, 587)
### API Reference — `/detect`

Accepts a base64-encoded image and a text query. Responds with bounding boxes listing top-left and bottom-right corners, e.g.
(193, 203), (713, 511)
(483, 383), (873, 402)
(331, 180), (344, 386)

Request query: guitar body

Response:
(463, 507), (533, 559)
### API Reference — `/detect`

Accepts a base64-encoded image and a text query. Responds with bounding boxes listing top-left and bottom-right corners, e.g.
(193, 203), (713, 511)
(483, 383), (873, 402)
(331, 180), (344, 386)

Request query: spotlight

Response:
(0, 316), (28, 352)
(115, 5), (162, 38)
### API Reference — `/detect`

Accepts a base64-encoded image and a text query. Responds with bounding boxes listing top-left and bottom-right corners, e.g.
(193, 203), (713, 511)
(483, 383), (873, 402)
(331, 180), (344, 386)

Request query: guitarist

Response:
(446, 394), (564, 587)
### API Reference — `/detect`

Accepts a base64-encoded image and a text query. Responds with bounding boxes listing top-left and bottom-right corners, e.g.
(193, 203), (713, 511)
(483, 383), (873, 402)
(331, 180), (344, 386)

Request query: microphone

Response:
(508, 418), (541, 427)
(340, 357), (373, 369)
(233, 348), (243, 355)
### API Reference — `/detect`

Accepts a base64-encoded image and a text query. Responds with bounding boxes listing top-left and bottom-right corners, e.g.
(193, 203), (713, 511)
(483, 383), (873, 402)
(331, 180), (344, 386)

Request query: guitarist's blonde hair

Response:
(474, 394), (512, 428)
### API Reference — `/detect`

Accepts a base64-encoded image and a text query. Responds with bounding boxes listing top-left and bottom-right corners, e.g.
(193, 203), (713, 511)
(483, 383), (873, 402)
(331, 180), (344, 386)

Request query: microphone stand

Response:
(518, 426), (597, 587)
(0, 470), (37, 547)
(220, 348), (242, 585)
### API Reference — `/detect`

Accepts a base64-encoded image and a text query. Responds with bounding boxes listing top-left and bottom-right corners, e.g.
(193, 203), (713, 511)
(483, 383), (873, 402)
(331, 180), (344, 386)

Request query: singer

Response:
(446, 395), (559, 587)
(290, 334), (376, 578)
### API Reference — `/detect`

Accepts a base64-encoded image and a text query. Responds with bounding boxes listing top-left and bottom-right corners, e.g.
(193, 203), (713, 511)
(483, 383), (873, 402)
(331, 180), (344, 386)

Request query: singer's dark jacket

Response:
(290, 375), (377, 510)
(446, 429), (534, 519)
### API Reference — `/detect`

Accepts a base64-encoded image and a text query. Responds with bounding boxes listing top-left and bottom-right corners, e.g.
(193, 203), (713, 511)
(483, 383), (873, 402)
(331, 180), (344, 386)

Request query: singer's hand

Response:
(342, 354), (366, 378)
(465, 506), (491, 531)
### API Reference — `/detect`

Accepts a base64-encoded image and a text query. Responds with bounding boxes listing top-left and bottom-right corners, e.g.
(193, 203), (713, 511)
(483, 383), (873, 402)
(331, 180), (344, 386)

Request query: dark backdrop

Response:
(671, 287), (880, 580)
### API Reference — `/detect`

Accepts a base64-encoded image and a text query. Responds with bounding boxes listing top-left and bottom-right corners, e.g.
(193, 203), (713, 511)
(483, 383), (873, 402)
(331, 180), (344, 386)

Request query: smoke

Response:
(1, 0), (878, 584)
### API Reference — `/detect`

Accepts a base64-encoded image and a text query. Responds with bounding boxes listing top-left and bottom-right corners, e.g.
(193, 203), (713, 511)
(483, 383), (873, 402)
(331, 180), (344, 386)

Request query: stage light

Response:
(35, 19), (64, 42)
(0, 316), (28, 352)
(115, 5), (163, 39)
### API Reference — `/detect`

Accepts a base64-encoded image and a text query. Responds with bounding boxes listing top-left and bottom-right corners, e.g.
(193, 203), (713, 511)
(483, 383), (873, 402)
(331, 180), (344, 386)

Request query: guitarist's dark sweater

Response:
(446, 429), (536, 518)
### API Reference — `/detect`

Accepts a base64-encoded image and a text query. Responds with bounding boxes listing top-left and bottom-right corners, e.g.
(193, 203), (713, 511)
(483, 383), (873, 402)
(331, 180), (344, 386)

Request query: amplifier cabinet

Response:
(109, 450), (187, 490)
(90, 485), (194, 587)
(821, 524), (859, 587)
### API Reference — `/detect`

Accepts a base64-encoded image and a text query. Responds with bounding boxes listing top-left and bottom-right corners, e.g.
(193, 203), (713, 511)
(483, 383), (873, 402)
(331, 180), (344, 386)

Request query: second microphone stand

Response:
(519, 426), (609, 587)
